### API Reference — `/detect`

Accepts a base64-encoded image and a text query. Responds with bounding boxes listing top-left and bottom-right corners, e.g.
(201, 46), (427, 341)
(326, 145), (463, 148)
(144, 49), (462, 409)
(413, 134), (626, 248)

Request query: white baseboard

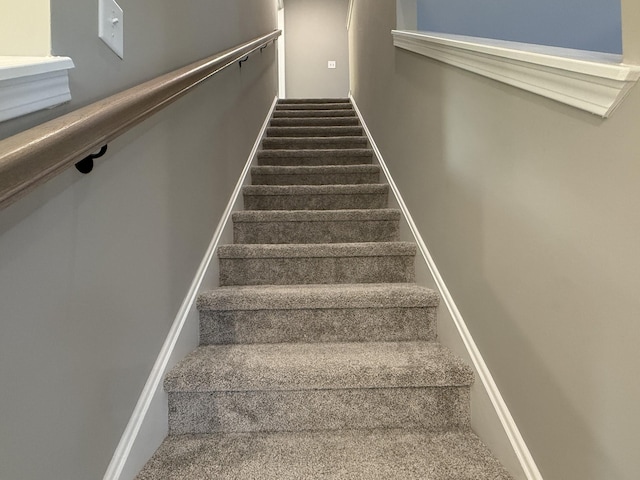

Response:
(102, 96), (278, 480)
(350, 94), (543, 480)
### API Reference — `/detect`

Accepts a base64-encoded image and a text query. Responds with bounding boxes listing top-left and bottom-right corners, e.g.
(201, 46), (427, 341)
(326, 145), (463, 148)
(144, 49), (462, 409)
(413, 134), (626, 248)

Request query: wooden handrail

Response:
(0, 30), (281, 210)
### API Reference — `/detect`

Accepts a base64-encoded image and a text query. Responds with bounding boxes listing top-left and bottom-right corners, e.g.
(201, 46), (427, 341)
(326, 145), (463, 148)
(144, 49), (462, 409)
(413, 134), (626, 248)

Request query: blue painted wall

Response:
(416, 0), (622, 54)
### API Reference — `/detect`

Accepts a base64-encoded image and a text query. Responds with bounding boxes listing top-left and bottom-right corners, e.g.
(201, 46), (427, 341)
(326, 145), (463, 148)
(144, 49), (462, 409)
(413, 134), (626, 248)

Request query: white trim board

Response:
(350, 94), (543, 480)
(277, 8), (286, 99)
(392, 30), (640, 118)
(102, 96), (279, 480)
(0, 56), (74, 123)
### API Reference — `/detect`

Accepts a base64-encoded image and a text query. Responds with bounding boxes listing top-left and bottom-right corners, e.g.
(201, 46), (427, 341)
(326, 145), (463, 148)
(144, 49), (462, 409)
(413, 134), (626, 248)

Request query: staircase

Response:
(136, 99), (512, 479)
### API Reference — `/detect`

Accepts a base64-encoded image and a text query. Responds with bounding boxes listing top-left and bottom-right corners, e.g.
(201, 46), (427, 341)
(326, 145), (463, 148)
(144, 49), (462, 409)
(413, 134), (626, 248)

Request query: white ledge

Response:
(0, 56), (75, 123)
(392, 30), (640, 118)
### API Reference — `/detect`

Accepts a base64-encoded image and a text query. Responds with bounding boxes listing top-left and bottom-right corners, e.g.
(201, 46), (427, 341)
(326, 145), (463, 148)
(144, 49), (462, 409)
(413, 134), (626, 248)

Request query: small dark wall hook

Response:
(238, 55), (249, 68)
(75, 145), (108, 174)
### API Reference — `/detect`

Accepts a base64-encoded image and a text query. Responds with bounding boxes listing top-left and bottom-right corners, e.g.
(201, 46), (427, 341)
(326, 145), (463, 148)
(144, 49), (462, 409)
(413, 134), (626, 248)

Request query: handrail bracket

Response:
(75, 145), (108, 174)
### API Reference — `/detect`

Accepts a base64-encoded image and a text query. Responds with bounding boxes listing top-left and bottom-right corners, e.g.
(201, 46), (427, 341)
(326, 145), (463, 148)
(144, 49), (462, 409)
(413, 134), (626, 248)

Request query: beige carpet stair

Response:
(136, 98), (513, 479)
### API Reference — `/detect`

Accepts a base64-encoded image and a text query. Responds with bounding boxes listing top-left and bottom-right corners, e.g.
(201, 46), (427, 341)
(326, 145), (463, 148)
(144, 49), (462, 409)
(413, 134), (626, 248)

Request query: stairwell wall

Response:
(622, 0), (640, 63)
(0, 2), (277, 479)
(0, 0), (50, 56)
(284, 0), (350, 98)
(349, 1), (640, 480)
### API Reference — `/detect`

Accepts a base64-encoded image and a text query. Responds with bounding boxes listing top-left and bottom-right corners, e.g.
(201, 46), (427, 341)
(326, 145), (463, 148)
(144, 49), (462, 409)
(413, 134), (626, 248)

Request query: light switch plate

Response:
(99, 0), (124, 59)
(328, 61), (336, 69)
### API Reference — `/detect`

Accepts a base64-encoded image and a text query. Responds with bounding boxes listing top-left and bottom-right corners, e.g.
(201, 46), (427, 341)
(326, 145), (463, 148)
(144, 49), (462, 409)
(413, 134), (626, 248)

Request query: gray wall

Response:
(284, 0), (350, 98)
(417, 0), (623, 54)
(350, 1), (640, 479)
(0, 1), (277, 479)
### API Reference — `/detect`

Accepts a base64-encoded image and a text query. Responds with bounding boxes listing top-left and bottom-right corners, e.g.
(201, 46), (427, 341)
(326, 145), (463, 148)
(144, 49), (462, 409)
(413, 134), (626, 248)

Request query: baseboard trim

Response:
(350, 94), (543, 480)
(102, 95), (278, 480)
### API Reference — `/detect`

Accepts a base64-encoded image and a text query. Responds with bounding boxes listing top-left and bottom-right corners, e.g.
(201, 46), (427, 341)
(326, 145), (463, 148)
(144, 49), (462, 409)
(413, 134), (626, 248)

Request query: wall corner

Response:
(622, 0), (640, 64)
(396, 0), (417, 31)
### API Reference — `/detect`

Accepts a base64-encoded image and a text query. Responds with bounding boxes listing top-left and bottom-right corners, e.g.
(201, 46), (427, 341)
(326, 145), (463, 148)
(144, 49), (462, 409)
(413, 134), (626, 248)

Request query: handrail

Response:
(0, 30), (281, 210)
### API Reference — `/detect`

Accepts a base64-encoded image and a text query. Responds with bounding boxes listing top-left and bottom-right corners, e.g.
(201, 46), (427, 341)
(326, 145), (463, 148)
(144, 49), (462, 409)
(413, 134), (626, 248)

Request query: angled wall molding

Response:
(0, 56), (74, 123)
(392, 30), (640, 118)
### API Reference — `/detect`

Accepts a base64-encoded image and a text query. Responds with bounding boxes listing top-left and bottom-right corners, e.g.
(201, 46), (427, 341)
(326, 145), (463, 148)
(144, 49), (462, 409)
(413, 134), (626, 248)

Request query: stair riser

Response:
(270, 117), (360, 127)
(257, 154), (373, 166)
(233, 220), (399, 244)
(243, 193), (388, 210)
(263, 138), (368, 150)
(267, 127), (364, 137)
(219, 256), (415, 286)
(199, 307), (436, 345)
(168, 387), (470, 434)
(251, 172), (379, 185)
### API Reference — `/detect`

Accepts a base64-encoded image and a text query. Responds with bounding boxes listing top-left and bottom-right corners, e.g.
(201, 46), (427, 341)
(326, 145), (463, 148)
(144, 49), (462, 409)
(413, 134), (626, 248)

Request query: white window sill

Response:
(392, 30), (640, 118)
(0, 56), (75, 123)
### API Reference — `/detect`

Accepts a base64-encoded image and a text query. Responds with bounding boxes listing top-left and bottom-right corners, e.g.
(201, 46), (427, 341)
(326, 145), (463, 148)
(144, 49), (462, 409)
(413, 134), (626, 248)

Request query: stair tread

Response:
(243, 184), (388, 195)
(275, 103), (353, 110)
(164, 341), (474, 392)
(278, 98), (350, 104)
(257, 148), (372, 158)
(265, 135), (366, 141)
(218, 241), (416, 258)
(232, 210), (400, 244)
(232, 208), (399, 222)
(273, 109), (357, 117)
(267, 126), (364, 136)
(250, 164), (380, 185)
(270, 117), (361, 126)
(136, 429), (511, 480)
(197, 282), (438, 311)
(251, 165), (379, 175)
(263, 136), (367, 148)
(267, 126), (362, 132)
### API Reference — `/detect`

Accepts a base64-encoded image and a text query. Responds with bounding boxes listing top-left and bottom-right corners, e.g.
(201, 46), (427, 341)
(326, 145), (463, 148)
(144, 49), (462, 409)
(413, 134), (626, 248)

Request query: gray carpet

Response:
(135, 98), (513, 479)
(136, 430), (511, 479)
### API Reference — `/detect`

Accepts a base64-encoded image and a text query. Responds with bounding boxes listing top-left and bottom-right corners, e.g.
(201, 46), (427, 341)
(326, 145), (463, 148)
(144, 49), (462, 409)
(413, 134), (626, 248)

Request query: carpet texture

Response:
(135, 98), (514, 479)
(251, 164), (380, 185)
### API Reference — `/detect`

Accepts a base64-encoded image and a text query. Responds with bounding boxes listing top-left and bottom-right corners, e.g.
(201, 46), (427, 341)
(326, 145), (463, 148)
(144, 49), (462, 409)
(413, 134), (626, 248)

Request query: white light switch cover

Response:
(99, 0), (124, 59)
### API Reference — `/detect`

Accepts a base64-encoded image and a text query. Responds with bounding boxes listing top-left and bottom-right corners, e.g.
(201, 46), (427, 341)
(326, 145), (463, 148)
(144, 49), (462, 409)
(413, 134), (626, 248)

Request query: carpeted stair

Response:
(136, 98), (513, 479)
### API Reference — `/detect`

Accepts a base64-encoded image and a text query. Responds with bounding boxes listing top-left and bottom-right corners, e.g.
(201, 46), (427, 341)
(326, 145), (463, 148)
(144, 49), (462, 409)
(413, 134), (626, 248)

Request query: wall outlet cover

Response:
(99, 0), (124, 59)
(328, 61), (337, 69)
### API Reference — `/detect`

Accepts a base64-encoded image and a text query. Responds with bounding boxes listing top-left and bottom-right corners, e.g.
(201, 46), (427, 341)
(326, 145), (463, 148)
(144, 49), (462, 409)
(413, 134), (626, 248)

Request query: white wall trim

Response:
(392, 30), (640, 118)
(102, 96), (278, 480)
(0, 56), (74, 123)
(350, 94), (543, 480)
(346, 0), (354, 30)
(277, 8), (286, 99)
